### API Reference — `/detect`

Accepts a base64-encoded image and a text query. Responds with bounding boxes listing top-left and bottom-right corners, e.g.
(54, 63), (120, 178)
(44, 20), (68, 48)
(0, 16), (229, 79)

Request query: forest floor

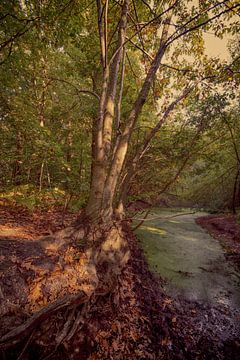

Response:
(0, 204), (240, 359)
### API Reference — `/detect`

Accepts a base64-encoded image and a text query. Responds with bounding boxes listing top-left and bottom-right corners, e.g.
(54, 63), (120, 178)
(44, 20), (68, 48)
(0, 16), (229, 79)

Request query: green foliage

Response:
(0, 184), (88, 212)
(0, 185), (64, 209)
(0, 1), (239, 211)
(176, 97), (240, 212)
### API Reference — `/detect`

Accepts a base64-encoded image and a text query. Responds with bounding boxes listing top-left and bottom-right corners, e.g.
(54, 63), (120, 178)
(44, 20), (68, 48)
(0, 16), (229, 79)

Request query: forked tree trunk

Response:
(84, 0), (175, 222)
(99, 19), (173, 219)
(85, 0), (130, 221)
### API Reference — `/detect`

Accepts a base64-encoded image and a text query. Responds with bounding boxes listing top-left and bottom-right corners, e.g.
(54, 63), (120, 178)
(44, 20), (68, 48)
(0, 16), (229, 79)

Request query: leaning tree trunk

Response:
(232, 168), (239, 214)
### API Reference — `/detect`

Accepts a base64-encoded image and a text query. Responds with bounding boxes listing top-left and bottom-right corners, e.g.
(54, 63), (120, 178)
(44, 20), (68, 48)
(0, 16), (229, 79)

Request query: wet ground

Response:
(136, 209), (240, 307)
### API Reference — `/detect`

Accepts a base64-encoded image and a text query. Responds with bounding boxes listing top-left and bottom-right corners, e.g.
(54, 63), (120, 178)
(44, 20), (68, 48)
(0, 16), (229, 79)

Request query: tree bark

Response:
(101, 15), (173, 216)
(86, 0), (130, 220)
(232, 169), (239, 214)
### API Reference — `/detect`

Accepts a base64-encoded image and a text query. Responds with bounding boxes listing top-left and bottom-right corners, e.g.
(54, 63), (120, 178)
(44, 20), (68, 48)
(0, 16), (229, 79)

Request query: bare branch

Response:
(140, 0), (157, 16)
(132, 211), (197, 228)
(104, 0), (109, 67)
(220, 0), (240, 17)
(109, 0), (179, 65)
(173, 0), (229, 35)
(126, 51), (139, 79)
(48, 77), (100, 101)
(0, 13), (39, 22)
(167, 2), (240, 47)
(161, 63), (197, 73)
(0, 22), (34, 51)
(96, 0), (107, 69)
(126, 37), (153, 60)
(159, 124), (205, 195)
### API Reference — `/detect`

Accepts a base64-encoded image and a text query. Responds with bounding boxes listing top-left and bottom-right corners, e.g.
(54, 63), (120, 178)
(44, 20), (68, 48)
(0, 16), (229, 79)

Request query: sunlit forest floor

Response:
(0, 202), (76, 240)
(0, 202), (240, 359)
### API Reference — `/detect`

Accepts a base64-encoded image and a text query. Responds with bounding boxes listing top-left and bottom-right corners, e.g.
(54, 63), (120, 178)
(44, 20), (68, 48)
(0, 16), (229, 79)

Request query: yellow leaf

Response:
(30, 282), (42, 301)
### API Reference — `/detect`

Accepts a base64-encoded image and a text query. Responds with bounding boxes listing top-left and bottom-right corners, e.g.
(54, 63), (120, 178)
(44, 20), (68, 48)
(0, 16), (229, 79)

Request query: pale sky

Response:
(203, 32), (230, 60)
(193, 0), (233, 60)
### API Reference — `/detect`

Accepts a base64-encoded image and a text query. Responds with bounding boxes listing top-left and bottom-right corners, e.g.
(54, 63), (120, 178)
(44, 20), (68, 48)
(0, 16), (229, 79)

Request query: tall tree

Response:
(83, 0), (240, 222)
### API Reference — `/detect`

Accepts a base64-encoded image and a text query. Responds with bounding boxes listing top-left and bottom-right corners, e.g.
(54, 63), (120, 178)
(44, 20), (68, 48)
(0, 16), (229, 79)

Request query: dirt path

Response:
(136, 209), (240, 308)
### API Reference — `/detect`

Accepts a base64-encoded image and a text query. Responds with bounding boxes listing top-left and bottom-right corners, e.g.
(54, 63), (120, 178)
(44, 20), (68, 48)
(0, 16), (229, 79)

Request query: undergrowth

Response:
(0, 184), (87, 212)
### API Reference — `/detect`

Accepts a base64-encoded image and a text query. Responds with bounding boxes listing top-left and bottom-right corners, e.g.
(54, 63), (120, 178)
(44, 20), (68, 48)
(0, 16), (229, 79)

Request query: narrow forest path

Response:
(136, 209), (240, 308)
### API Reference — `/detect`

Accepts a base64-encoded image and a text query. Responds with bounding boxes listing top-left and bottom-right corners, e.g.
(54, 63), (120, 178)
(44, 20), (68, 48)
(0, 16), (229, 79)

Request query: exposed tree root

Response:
(0, 290), (90, 350)
(16, 330), (35, 360)
(0, 216), (130, 356)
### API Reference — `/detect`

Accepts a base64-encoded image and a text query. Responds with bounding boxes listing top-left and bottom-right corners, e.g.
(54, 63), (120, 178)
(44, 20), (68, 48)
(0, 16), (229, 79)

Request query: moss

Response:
(134, 209), (240, 304)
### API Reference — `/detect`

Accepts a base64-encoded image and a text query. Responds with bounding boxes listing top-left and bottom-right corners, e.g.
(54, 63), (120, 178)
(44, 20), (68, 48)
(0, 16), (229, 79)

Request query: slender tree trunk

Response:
(86, 0), (130, 221)
(232, 169), (239, 214)
(39, 160), (45, 192)
(237, 176), (240, 209)
(12, 133), (23, 185)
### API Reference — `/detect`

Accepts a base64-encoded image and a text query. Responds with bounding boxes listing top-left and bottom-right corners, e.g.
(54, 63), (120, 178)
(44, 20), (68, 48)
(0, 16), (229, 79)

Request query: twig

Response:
(16, 330), (35, 360)
(132, 209), (151, 231)
(48, 77), (100, 101)
(56, 307), (76, 345)
(132, 211), (197, 231)
(40, 348), (58, 360)
(65, 310), (84, 341)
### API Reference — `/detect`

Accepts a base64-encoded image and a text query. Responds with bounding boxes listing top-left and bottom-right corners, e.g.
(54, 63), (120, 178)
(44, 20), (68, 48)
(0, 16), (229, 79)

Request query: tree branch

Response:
(166, 2), (240, 47)
(48, 77), (100, 101)
(109, 0), (179, 65)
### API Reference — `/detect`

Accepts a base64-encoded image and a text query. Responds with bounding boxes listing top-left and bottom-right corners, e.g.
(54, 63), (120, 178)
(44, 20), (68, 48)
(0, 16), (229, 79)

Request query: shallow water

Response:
(136, 209), (240, 307)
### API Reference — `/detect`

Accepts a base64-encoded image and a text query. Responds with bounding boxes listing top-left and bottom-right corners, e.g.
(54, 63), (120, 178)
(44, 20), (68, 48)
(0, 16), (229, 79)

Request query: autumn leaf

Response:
(112, 340), (119, 351)
(101, 339), (108, 350)
(161, 337), (172, 346)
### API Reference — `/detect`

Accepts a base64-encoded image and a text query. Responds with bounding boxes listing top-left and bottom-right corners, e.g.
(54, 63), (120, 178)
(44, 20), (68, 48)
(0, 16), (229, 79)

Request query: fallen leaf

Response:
(161, 337), (172, 346)
(101, 339), (108, 349)
(112, 340), (119, 351)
